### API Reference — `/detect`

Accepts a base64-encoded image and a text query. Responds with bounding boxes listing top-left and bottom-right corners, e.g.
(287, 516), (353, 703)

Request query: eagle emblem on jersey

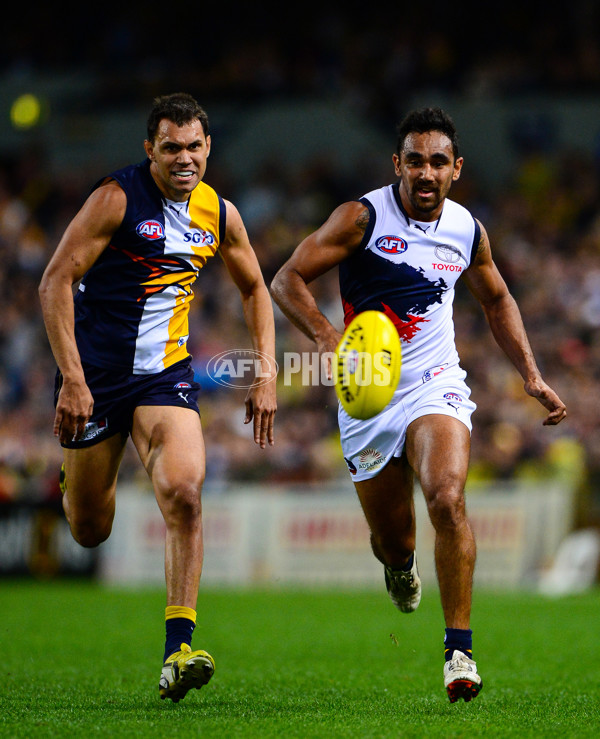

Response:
(114, 245), (198, 301)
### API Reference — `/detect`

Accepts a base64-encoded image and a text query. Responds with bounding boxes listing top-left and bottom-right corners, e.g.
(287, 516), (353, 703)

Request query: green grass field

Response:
(1, 581), (599, 738)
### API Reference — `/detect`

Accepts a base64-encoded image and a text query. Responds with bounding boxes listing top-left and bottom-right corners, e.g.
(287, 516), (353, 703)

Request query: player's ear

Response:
(206, 135), (211, 157)
(144, 139), (155, 161)
(452, 157), (464, 181)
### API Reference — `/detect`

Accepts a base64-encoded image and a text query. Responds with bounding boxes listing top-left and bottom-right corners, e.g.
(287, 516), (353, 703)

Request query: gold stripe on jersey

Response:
(165, 291), (194, 366)
(163, 181), (223, 369)
(188, 181), (222, 266)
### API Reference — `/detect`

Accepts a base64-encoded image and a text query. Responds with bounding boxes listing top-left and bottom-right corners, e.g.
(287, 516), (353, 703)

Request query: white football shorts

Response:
(338, 363), (476, 481)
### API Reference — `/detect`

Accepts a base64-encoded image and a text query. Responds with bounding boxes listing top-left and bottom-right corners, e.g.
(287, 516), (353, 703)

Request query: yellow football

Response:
(335, 310), (402, 419)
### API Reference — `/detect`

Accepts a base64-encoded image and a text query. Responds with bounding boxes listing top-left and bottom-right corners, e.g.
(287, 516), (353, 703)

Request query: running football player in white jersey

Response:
(39, 93), (277, 702)
(270, 107), (566, 702)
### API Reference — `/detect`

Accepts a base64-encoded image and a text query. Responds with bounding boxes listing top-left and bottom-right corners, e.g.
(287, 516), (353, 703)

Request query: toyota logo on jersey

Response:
(136, 220), (165, 240)
(375, 235), (408, 254)
(434, 244), (464, 263)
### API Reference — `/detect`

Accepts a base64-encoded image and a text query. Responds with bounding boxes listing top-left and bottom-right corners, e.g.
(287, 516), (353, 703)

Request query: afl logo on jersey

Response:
(375, 235), (408, 254)
(136, 220), (165, 240)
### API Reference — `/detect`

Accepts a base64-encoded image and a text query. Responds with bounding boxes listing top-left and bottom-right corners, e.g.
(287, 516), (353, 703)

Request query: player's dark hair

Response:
(147, 93), (209, 141)
(396, 107), (459, 160)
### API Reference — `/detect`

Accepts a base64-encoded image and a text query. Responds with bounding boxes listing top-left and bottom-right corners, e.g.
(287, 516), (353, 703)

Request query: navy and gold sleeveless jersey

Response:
(74, 160), (226, 374)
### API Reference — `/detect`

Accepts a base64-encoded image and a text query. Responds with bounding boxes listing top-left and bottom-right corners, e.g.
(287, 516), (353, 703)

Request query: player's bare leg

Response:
(132, 404), (206, 607)
(405, 414), (474, 627)
(62, 434), (127, 547)
(405, 414), (482, 701)
(355, 454), (416, 567)
(132, 405), (214, 702)
(354, 454), (421, 612)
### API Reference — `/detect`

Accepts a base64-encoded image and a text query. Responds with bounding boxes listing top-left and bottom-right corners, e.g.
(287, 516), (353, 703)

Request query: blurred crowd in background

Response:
(3, 3), (600, 107)
(0, 3), (599, 526)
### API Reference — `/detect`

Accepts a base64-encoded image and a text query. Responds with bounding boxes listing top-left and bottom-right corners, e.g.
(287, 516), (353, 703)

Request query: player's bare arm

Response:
(271, 201), (370, 355)
(219, 200), (277, 448)
(462, 220), (566, 426)
(38, 182), (127, 442)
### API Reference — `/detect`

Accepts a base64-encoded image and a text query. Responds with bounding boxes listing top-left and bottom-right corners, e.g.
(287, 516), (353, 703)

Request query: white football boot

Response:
(383, 552), (422, 613)
(444, 649), (483, 703)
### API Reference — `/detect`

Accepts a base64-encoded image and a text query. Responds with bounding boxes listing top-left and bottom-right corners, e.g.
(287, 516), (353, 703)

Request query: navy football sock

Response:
(444, 627), (473, 661)
(164, 618), (195, 662)
(164, 606), (197, 662)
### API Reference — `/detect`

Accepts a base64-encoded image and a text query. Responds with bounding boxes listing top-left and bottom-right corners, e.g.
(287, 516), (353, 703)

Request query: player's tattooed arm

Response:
(462, 219), (504, 298)
(355, 204), (370, 234)
(473, 220), (492, 262)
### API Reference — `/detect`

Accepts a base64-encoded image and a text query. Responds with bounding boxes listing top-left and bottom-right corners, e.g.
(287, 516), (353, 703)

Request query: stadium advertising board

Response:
(98, 483), (575, 589)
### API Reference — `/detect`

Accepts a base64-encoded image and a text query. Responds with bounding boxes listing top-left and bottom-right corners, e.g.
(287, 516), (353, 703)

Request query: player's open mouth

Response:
(173, 171), (195, 181)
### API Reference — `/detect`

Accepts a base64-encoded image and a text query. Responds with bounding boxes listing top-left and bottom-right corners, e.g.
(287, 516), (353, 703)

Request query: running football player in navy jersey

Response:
(39, 93), (277, 702)
(271, 107), (566, 702)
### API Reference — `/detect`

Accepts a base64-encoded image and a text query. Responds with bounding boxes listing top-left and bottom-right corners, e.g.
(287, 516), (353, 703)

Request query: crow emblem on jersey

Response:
(343, 254), (448, 344)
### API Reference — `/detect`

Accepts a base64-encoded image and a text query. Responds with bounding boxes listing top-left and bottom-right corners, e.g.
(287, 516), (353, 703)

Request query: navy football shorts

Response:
(54, 358), (200, 449)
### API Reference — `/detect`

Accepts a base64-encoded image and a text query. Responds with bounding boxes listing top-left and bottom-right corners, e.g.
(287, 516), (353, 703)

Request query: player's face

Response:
(144, 119), (211, 202)
(393, 131), (463, 221)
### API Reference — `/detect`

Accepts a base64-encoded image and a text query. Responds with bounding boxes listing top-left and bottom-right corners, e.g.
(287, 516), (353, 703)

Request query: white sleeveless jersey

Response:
(338, 182), (480, 391)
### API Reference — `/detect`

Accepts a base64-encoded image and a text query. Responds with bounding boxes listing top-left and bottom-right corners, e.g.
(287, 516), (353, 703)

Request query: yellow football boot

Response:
(159, 643), (215, 703)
